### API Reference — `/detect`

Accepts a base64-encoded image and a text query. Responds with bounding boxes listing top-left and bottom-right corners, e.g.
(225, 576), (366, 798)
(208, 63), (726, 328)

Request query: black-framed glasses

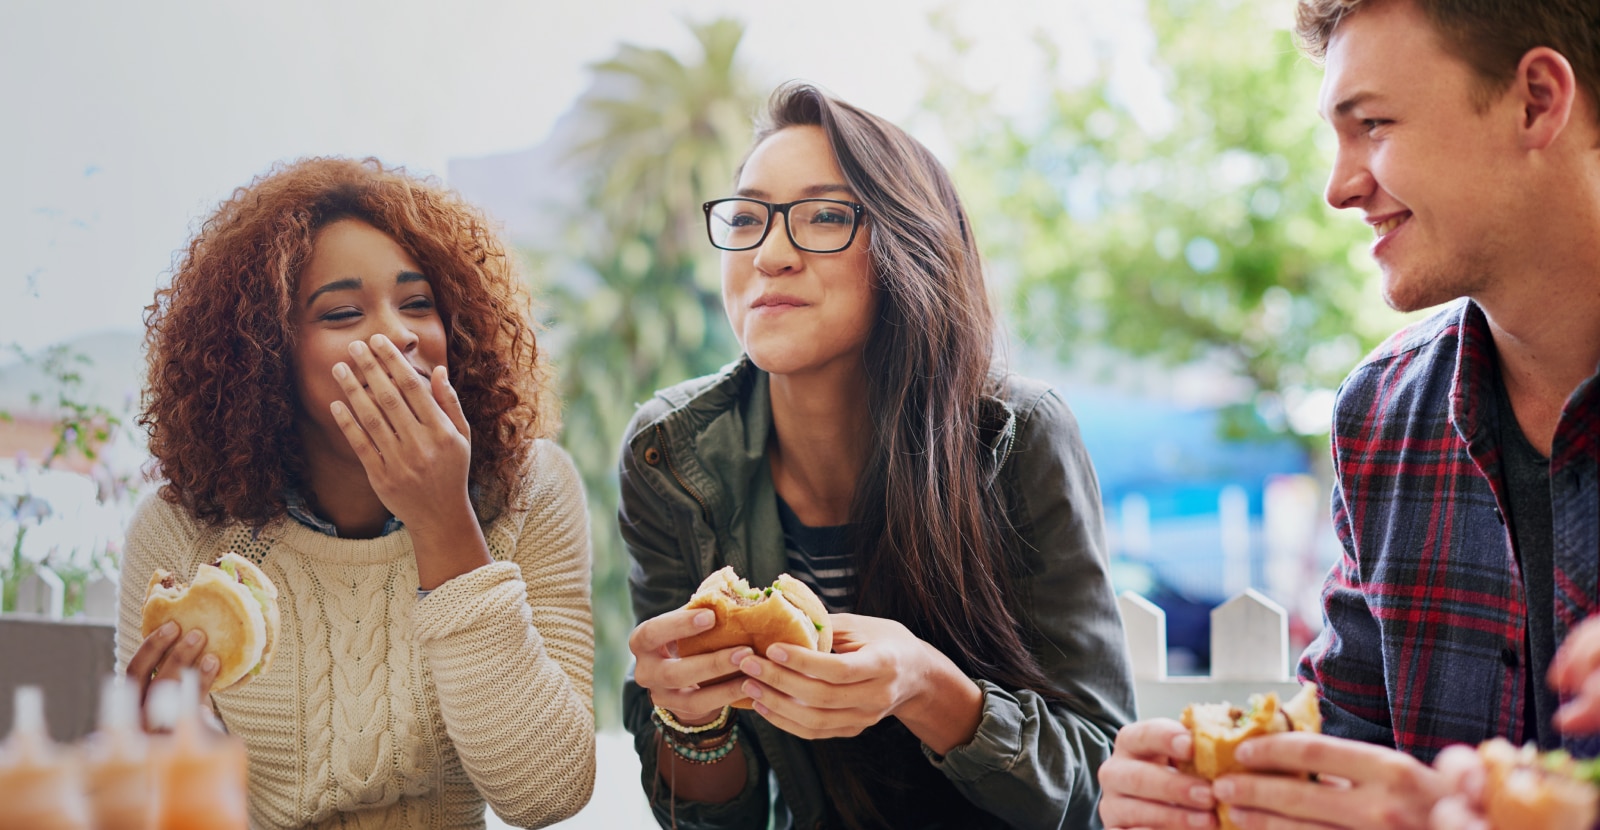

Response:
(702, 198), (865, 253)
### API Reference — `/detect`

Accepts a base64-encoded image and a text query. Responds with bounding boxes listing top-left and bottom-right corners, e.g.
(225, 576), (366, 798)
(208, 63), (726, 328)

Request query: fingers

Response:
(647, 675), (749, 723)
(150, 627), (216, 687)
(334, 341), (409, 449)
(628, 608), (716, 657)
(1097, 719), (1215, 830)
(125, 621), (181, 695)
(1429, 795), (1489, 830)
(739, 650), (872, 711)
(1115, 718), (1196, 762)
(365, 334), (445, 429)
(743, 682), (867, 741)
(1213, 774), (1352, 826)
(1232, 732), (1404, 782)
(1098, 753), (1216, 812)
(1550, 616), (1600, 692)
(1099, 792), (1218, 829)
(1554, 672), (1600, 733)
(332, 356), (399, 464)
(1431, 745), (1484, 802)
(432, 366), (470, 439)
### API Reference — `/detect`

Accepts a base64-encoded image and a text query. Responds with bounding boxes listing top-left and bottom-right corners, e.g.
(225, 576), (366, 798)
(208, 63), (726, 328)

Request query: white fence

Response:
(1119, 588), (1303, 719)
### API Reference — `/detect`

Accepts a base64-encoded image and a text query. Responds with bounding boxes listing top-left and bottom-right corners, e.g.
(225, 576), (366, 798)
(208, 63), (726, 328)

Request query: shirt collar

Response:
(282, 489), (404, 539)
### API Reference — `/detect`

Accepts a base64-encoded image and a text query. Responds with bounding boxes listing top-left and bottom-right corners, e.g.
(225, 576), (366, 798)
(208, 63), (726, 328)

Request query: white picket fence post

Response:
(1118, 589), (1304, 720)
(15, 567), (66, 619)
(81, 569), (119, 622)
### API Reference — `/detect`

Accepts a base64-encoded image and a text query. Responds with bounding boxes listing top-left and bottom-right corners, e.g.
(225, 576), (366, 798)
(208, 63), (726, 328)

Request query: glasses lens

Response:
(707, 200), (769, 250)
(789, 200), (857, 252)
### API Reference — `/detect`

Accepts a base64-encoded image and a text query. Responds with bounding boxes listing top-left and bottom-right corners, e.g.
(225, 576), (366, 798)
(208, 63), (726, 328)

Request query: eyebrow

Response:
(735, 183), (856, 200)
(1327, 91), (1379, 119)
(305, 271), (429, 305)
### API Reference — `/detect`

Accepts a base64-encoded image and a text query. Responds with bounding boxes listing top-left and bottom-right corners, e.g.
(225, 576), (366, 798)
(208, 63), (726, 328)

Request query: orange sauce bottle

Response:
(0, 685), (91, 830)
(82, 677), (155, 830)
(149, 671), (248, 830)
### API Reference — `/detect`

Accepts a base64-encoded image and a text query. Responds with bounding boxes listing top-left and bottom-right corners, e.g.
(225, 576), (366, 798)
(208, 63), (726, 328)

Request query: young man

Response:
(1098, 0), (1600, 827)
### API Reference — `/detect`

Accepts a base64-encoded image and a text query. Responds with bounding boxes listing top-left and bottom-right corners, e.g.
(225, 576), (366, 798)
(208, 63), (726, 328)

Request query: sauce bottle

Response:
(0, 685), (92, 830)
(82, 676), (155, 830)
(150, 671), (248, 830)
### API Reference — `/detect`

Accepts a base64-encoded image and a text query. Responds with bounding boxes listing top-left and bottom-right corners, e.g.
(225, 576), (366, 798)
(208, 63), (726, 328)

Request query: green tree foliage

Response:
(537, 19), (759, 727)
(923, 0), (1411, 445)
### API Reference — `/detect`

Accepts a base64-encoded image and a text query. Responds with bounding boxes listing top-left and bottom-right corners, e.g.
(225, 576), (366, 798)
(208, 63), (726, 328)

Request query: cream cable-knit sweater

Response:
(116, 440), (595, 829)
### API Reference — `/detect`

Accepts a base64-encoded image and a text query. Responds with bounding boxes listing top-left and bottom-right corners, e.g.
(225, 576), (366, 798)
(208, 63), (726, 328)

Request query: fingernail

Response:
(159, 621), (179, 638)
(372, 334), (390, 349)
(768, 645), (789, 663)
(1189, 785), (1213, 806)
(201, 654), (219, 672)
(333, 363), (349, 379)
(1214, 779), (1235, 800)
(350, 341), (369, 357)
(729, 648), (752, 666)
(1233, 743), (1254, 762)
(740, 658), (762, 678)
(1173, 733), (1192, 756)
(184, 630), (203, 645)
(754, 701), (770, 716)
(693, 610), (714, 628)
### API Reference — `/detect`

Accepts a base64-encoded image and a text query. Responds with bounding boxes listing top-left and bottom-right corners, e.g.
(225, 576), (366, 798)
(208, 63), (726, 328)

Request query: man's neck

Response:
(766, 361), (873, 528)
(1480, 274), (1600, 457)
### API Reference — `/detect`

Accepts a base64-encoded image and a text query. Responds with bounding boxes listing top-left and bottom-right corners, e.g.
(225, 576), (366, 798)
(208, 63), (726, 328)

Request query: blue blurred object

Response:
(1068, 385), (1312, 673)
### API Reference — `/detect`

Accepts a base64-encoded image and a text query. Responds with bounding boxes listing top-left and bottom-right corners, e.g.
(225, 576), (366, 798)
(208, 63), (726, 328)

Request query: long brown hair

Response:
(753, 82), (1063, 828)
(141, 157), (548, 529)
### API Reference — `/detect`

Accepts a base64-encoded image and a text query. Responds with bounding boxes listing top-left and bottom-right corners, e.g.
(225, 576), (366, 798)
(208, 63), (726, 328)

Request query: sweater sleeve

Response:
(411, 441), (597, 827)
(928, 387), (1135, 830)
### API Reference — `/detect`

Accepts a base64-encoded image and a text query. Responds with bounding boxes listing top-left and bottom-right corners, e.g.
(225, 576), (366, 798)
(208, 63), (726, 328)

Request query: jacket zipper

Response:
(654, 423), (711, 525)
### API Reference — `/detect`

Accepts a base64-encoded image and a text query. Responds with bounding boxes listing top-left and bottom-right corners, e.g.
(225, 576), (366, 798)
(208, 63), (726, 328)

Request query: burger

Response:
(1477, 738), (1600, 830)
(676, 566), (833, 708)
(1180, 684), (1322, 830)
(141, 553), (281, 694)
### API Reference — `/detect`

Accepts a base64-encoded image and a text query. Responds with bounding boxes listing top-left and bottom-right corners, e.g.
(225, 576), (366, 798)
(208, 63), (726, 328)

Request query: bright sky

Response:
(1, 0), (1158, 353)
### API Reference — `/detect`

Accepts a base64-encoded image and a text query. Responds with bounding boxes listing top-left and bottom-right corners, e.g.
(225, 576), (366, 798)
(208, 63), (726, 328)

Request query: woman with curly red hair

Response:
(117, 157), (595, 828)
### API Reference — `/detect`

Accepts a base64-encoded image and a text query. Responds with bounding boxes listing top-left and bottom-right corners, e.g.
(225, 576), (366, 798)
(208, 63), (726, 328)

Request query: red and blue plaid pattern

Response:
(1299, 299), (1600, 761)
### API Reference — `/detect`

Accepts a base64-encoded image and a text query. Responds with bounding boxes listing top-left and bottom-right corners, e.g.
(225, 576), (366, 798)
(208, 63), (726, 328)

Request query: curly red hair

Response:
(141, 156), (550, 528)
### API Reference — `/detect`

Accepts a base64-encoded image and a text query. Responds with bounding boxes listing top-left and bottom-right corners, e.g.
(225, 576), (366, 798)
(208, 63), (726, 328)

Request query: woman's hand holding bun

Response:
(734, 612), (984, 755)
(124, 622), (221, 728)
(628, 607), (754, 726)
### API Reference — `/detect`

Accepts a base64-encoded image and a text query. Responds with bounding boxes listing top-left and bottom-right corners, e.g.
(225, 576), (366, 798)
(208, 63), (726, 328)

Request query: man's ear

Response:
(1515, 46), (1577, 151)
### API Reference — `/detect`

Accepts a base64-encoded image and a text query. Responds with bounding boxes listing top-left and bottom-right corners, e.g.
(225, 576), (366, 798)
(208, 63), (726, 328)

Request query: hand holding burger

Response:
(676, 566), (832, 707)
(133, 553), (281, 696)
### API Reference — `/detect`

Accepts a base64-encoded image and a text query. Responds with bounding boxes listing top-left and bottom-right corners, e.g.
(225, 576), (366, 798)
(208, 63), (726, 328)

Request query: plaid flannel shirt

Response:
(1299, 299), (1600, 762)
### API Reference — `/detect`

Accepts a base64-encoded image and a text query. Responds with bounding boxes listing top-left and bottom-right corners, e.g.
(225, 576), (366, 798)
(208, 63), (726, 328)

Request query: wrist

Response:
(898, 651), (983, 756)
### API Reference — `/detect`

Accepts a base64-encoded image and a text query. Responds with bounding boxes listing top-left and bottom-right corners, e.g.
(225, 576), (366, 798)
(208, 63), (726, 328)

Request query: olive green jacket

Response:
(619, 359), (1134, 829)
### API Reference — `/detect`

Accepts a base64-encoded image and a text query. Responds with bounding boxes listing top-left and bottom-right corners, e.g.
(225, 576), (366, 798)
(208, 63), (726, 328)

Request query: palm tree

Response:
(537, 18), (761, 727)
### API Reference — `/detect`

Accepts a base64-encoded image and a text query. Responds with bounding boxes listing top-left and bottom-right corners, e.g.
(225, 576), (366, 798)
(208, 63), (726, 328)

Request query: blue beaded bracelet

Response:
(664, 724), (740, 765)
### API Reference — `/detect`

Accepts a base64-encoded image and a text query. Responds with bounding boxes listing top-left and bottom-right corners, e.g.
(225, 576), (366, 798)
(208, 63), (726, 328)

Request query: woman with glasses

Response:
(119, 157), (595, 828)
(621, 83), (1133, 830)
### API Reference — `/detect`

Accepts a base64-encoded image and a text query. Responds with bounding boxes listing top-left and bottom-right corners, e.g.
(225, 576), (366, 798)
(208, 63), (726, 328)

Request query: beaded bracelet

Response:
(652, 705), (732, 736)
(663, 723), (740, 765)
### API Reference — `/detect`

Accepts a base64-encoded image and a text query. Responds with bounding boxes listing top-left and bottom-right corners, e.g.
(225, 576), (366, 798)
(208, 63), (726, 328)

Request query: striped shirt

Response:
(1299, 299), (1600, 761)
(775, 495), (856, 614)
